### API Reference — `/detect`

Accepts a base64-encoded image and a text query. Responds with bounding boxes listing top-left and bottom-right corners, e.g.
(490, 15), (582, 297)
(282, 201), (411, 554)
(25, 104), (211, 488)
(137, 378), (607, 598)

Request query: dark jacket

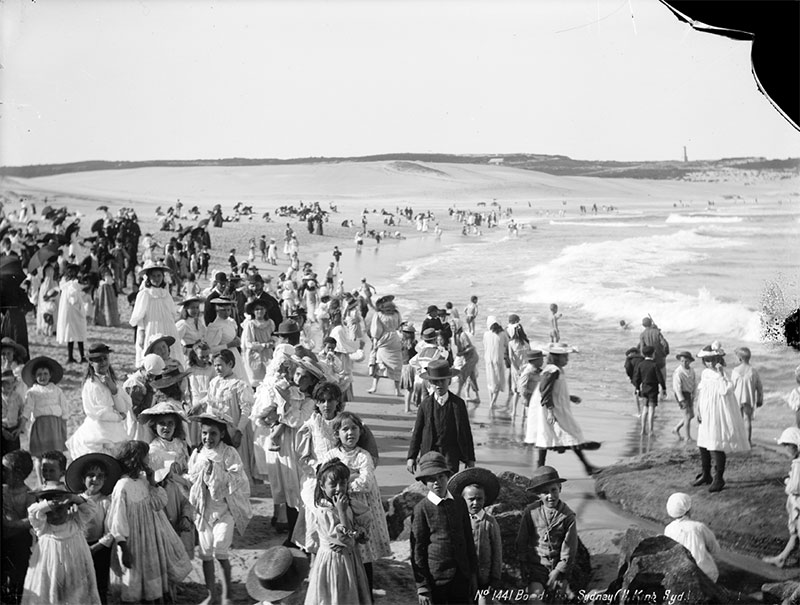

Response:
(407, 392), (475, 464)
(633, 357), (665, 395)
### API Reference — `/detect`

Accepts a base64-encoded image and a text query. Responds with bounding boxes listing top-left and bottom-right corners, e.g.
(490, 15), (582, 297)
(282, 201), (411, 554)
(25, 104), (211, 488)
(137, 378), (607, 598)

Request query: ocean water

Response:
(329, 198), (800, 456)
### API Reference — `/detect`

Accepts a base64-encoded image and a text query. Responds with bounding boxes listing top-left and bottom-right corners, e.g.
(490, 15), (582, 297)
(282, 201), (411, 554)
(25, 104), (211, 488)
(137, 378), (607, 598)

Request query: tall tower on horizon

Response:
(683, 146), (688, 162)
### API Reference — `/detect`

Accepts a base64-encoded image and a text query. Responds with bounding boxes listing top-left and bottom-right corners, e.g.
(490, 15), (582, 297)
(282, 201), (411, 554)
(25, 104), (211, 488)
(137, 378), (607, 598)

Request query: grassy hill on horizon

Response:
(1, 152), (798, 180)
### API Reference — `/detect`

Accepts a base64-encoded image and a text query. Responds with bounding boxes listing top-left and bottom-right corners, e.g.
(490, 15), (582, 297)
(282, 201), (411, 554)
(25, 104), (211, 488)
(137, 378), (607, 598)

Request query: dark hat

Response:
(448, 467), (501, 506)
(87, 343), (113, 359)
(65, 453), (122, 496)
(419, 359), (458, 380)
(275, 319), (301, 336)
(675, 351), (695, 362)
(229, 273), (243, 283)
(427, 305), (439, 315)
(178, 297), (202, 307)
(245, 299), (269, 316)
(214, 271), (228, 283)
(642, 317), (653, 327)
(151, 369), (192, 390)
(525, 349), (544, 361)
(33, 482), (73, 501)
(21, 356), (64, 387)
(508, 313), (520, 324)
(247, 273), (264, 284)
(526, 465), (567, 492)
(421, 327), (438, 342)
(401, 323), (416, 334)
(375, 294), (395, 308)
(1, 369), (16, 382)
(144, 334), (176, 356)
(625, 347), (642, 357)
(0, 337), (27, 360)
(245, 546), (310, 602)
(415, 451), (451, 480)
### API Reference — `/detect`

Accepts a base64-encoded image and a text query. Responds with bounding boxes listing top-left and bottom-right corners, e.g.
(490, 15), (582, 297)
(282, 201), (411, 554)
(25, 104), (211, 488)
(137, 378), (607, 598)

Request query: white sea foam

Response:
(520, 229), (761, 341)
(548, 221), (641, 228)
(665, 213), (744, 224)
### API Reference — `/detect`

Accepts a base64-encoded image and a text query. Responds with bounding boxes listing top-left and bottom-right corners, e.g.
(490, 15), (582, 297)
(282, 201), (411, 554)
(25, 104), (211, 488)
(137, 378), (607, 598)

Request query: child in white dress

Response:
(663, 492), (720, 581)
(21, 357), (68, 461)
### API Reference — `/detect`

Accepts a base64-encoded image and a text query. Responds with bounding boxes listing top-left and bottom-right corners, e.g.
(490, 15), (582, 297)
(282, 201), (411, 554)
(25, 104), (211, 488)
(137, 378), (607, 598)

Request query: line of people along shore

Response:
(2, 203), (800, 604)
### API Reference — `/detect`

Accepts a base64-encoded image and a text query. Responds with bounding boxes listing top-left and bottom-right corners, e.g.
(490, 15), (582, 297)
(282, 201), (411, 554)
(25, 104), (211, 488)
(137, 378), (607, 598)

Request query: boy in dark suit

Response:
(406, 360), (476, 475)
(633, 345), (666, 436)
(410, 452), (478, 605)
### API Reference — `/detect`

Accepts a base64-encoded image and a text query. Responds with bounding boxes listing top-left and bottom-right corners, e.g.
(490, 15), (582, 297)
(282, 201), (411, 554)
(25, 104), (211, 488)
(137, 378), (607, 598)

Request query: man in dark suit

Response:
(407, 360), (476, 475)
(246, 273), (282, 328)
(203, 271), (229, 326)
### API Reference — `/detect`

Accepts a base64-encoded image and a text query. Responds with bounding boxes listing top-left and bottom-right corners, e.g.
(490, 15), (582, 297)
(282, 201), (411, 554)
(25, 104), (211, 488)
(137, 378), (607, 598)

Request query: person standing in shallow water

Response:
(524, 343), (599, 476)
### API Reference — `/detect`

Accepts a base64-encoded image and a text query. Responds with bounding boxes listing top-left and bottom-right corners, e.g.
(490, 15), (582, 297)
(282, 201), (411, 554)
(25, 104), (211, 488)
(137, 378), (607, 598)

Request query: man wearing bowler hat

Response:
(407, 359), (476, 475)
(246, 273), (282, 328)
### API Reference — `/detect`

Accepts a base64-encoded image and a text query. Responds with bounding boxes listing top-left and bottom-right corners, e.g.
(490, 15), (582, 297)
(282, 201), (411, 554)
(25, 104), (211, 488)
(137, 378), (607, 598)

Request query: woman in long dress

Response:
(483, 316), (509, 411)
(506, 315), (530, 410)
(524, 342), (599, 476)
(36, 262), (58, 336)
(367, 295), (403, 396)
(241, 299), (275, 387)
(129, 261), (185, 368)
(205, 298), (248, 382)
(56, 264), (89, 363)
(692, 342), (751, 492)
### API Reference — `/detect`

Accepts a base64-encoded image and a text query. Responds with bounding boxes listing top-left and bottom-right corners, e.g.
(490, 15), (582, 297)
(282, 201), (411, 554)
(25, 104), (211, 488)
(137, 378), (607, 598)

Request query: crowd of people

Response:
(1, 197), (799, 605)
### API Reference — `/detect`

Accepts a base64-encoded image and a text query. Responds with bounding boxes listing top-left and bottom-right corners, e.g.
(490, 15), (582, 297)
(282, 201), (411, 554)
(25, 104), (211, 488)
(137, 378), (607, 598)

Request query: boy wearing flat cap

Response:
(516, 466), (577, 602)
(410, 452), (478, 605)
(407, 360), (476, 476)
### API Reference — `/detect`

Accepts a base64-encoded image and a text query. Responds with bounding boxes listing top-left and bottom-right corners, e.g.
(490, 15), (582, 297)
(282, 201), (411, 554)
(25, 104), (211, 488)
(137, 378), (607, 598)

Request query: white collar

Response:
(434, 391), (450, 406)
(427, 490), (454, 506)
(470, 509), (485, 521)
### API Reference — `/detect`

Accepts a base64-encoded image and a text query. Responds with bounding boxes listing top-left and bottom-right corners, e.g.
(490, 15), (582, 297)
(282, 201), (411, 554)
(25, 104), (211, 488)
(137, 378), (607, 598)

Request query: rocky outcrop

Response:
(384, 481), (427, 541)
(608, 532), (740, 604)
(762, 581), (800, 605)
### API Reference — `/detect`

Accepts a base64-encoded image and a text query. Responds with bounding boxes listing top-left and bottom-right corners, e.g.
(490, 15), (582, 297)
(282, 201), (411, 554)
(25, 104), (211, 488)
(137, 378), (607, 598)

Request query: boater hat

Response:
(21, 356), (64, 387)
(65, 453), (122, 496)
(144, 334), (176, 356)
(246, 546), (310, 602)
(526, 465), (567, 492)
(138, 399), (188, 422)
(150, 369), (193, 390)
(420, 359), (459, 380)
(178, 296), (202, 307)
(675, 351), (695, 362)
(448, 467), (501, 506)
(525, 349), (544, 361)
(209, 297), (235, 306)
(415, 451), (451, 480)
(1, 370), (15, 382)
(421, 327), (438, 342)
(697, 342), (725, 358)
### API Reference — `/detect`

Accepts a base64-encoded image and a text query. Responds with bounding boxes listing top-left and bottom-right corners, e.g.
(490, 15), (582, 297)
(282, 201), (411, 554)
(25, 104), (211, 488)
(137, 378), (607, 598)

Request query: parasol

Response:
(178, 225), (194, 238)
(27, 247), (59, 272)
(40, 205), (54, 218)
(0, 255), (25, 280)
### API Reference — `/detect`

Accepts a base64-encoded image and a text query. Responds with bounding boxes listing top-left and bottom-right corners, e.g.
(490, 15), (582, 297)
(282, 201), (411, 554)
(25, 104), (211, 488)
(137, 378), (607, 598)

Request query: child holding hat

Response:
(663, 492), (720, 581)
(449, 467), (502, 605)
(763, 427), (800, 568)
(410, 451), (478, 605)
(516, 465), (577, 602)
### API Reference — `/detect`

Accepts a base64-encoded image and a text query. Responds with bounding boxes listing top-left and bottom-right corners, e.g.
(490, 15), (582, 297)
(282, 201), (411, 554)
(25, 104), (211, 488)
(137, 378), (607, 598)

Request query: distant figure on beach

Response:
(639, 317), (669, 397)
(619, 320), (631, 330)
(731, 346), (763, 445)
(548, 304), (562, 343)
(663, 493), (720, 581)
(763, 427), (800, 568)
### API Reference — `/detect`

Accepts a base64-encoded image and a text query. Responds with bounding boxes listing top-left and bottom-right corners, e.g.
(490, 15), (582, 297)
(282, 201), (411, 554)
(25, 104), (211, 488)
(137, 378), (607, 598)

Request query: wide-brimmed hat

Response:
(421, 327), (438, 342)
(0, 337), (27, 360)
(291, 355), (327, 380)
(675, 351), (695, 362)
(209, 297), (235, 306)
(275, 319), (301, 336)
(525, 349), (544, 361)
(526, 465), (567, 492)
(697, 342), (725, 358)
(778, 427), (800, 448)
(375, 295), (395, 308)
(138, 399), (188, 422)
(1, 369), (15, 382)
(65, 453), (122, 496)
(21, 356), (63, 387)
(33, 482), (72, 501)
(415, 451), (452, 480)
(426, 305), (439, 315)
(245, 299), (269, 316)
(420, 359), (458, 380)
(144, 334), (176, 356)
(151, 369), (192, 390)
(87, 343), (113, 359)
(547, 342), (578, 355)
(191, 410), (234, 429)
(401, 323), (416, 334)
(448, 467), (501, 506)
(246, 546), (310, 602)
(138, 260), (171, 278)
(178, 296), (202, 307)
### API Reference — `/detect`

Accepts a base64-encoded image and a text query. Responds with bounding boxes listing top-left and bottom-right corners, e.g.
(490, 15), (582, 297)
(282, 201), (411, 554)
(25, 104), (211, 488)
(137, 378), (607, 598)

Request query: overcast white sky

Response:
(1, 0), (798, 166)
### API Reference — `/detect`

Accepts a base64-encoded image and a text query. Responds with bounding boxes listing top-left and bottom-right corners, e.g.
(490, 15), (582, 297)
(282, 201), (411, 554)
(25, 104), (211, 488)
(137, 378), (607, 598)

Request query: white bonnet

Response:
(666, 492), (692, 518)
(141, 354), (166, 375)
(486, 315), (498, 329)
(778, 427), (800, 448)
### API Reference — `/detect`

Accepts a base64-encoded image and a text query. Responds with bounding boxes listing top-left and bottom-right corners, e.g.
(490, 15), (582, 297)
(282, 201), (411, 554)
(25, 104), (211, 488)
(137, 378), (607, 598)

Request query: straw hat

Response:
(525, 349), (544, 361)
(419, 359), (459, 380)
(697, 342), (725, 358)
(291, 355), (327, 380)
(138, 260), (171, 278)
(448, 467), (501, 506)
(144, 334), (176, 356)
(150, 370), (192, 390)
(275, 319), (301, 336)
(526, 466), (567, 492)
(0, 337), (27, 360)
(65, 453), (122, 496)
(87, 344), (113, 359)
(245, 546), (309, 602)
(414, 451), (451, 480)
(178, 296), (202, 307)
(33, 482), (73, 501)
(21, 356), (63, 387)
(421, 327), (438, 342)
(547, 342), (578, 355)
(138, 399), (188, 422)
(1, 369), (15, 383)
(209, 297), (234, 306)
(675, 351), (695, 362)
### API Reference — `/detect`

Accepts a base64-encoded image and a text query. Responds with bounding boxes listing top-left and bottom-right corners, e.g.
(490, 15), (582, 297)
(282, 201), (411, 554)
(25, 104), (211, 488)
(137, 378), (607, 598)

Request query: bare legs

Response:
(367, 376), (401, 396)
(674, 410), (693, 441)
(640, 404), (655, 436)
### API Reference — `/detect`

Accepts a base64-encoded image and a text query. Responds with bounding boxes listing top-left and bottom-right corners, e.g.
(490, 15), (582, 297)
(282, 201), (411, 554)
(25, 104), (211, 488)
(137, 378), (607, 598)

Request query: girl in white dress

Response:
(483, 316), (509, 412)
(129, 261), (185, 368)
(205, 298), (247, 382)
(175, 297), (206, 358)
(56, 264), (88, 363)
(67, 344), (131, 459)
(241, 299), (275, 387)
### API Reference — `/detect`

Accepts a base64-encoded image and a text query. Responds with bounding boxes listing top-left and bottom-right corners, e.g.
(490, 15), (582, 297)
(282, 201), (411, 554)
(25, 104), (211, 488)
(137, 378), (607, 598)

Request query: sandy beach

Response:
(2, 160), (799, 603)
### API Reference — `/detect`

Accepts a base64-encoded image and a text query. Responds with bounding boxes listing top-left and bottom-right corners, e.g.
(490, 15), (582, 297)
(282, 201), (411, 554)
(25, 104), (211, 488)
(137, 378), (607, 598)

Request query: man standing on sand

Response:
(246, 274), (283, 328)
(639, 317), (669, 398)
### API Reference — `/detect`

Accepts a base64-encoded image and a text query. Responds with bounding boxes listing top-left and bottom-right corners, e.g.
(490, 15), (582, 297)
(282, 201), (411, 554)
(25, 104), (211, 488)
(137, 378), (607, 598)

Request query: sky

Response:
(1, 0), (798, 166)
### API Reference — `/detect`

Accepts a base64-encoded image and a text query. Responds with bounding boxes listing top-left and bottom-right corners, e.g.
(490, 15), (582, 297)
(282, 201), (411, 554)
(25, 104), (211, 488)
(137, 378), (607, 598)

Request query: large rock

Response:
(762, 581), (800, 605)
(384, 471), (591, 592)
(608, 534), (738, 604)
